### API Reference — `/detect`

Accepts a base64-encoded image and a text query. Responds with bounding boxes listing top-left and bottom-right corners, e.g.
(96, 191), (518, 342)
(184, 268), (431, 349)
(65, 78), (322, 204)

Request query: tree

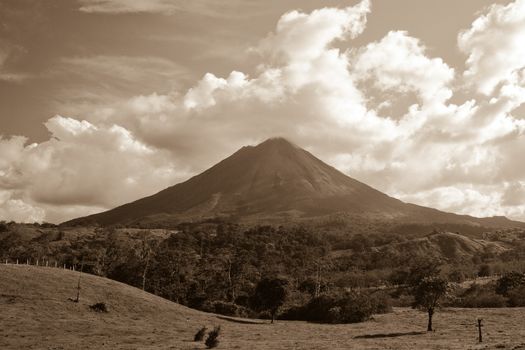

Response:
(252, 277), (288, 323)
(413, 276), (448, 331)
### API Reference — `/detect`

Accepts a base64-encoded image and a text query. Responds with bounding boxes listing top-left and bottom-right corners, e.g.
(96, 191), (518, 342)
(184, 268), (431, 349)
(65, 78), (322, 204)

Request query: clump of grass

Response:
(89, 302), (108, 313)
(194, 326), (207, 342)
(205, 326), (221, 348)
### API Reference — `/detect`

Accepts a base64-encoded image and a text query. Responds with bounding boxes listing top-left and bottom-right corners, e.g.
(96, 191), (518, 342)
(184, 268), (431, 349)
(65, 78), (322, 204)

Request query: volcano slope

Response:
(65, 137), (524, 229)
(2, 264), (525, 350)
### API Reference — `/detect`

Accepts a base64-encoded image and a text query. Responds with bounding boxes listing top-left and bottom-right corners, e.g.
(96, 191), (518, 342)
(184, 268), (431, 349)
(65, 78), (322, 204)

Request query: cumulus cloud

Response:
(0, 116), (186, 223)
(352, 30), (454, 105)
(458, 0), (525, 95)
(2, 0), (525, 223)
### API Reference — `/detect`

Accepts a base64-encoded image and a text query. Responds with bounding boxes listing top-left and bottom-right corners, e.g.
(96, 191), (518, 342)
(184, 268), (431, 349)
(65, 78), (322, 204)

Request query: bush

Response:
(205, 326), (221, 349)
(204, 301), (252, 318)
(450, 284), (507, 308)
(194, 326), (207, 342)
(507, 286), (525, 307)
(456, 292), (508, 308)
(288, 291), (392, 324)
(89, 302), (108, 312)
(477, 264), (492, 277)
(369, 291), (393, 314)
(495, 272), (525, 296)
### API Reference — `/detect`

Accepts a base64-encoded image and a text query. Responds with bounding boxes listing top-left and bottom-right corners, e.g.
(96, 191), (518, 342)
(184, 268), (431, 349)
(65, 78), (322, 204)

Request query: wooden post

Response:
(36, 259), (39, 266)
(477, 318), (483, 343)
(46, 260), (49, 267)
(55, 261), (57, 268)
(26, 259), (29, 265)
(74, 263), (84, 303)
(16, 259), (18, 265)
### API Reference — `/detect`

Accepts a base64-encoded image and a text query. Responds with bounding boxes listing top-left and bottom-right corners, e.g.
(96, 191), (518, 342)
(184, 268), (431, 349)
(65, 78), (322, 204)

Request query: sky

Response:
(1, 0), (525, 224)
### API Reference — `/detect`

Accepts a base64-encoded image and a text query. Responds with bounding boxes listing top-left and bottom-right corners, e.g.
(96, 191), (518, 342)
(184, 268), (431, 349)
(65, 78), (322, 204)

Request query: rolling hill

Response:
(2, 265), (525, 350)
(64, 137), (524, 229)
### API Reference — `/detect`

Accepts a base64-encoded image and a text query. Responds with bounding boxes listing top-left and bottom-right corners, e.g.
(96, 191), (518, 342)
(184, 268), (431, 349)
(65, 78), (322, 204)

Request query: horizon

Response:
(1, 0), (525, 223)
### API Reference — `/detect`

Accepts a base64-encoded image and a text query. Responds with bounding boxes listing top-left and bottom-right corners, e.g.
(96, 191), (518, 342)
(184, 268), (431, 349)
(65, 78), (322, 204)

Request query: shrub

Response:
(296, 291), (389, 324)
(449, 284), (507, 308)
(211, 301), (252, 318)
(338, 292), (374, 323)
(507, 286), (525, 307)
(495, 272), (525, 296)
(205, 326), (221, 349)
(89, 302), (108, 312)
(477, 264), (492, 277)
(457, 292), (507, 308)
(369, 291), (393, 314)
(194, 326), (207, 342)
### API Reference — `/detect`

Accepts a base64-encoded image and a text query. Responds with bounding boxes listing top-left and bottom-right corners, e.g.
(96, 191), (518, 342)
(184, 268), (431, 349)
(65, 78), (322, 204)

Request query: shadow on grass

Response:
(216, 315), (267, 325)
(354, 331), (426, 339)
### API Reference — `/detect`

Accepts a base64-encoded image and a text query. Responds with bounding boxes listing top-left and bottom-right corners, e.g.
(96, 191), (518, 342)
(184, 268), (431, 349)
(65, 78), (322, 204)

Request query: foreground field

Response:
(1, 265), (524, 350)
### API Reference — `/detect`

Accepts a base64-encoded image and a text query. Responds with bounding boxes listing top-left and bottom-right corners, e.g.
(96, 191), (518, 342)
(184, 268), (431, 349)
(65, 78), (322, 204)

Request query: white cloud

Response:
(0, 117), (185, 223)
(458, 0), (525, 95)
(2, 0), (525, 223)
(352, 30), (454, 105)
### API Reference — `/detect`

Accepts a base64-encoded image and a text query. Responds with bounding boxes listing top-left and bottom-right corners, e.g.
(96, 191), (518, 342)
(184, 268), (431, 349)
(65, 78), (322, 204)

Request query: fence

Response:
(3, 258), (78, 271)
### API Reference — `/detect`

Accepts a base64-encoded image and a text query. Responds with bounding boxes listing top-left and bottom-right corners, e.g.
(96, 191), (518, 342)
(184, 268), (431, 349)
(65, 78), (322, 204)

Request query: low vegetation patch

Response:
(194, 326), (207, 342)
(205, 326), (221, 349)
(89, 302), (108, 313)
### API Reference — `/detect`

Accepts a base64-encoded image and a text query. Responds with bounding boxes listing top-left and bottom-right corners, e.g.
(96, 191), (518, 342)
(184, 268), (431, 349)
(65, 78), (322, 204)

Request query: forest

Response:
(1, 220), (525, 323)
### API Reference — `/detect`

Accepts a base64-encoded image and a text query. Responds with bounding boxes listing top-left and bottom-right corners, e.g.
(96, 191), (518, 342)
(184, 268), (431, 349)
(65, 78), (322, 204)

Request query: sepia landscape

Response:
(1, 0), (525, 349)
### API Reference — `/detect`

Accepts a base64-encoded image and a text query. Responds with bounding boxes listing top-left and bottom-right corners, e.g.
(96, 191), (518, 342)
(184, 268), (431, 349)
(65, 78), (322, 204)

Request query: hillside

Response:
(2, 265), (525, 349)
(381, 232), (508, 261)
(64, 138), (524, 229)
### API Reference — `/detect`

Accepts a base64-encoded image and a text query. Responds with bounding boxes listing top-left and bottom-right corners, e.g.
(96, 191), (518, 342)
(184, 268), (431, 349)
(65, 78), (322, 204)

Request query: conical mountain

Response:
(64, 137), (523, 228)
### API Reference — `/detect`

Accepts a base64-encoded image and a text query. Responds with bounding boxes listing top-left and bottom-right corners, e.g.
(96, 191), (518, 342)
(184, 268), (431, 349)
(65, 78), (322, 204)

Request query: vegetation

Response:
(251, 277), (288, 323)
(412, 276), (449, 331)
(1, 222), (525, 324)
(205, 326), (221, 349)
(194, 326), (207, 342)
(89, 302), (108, 312)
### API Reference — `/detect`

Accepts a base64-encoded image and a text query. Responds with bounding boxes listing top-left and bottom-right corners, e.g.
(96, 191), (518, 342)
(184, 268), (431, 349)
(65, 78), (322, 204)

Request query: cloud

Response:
(0, 117), (187, 223)
(78, 0), (261, 17)
(78, 0), (182, 14)
(352, 30), (454, 105)
(2, 0), (525, 223)
(458, 0), (525, 95)
(0, 40), (28, 83)
(0, 190), (45, 223)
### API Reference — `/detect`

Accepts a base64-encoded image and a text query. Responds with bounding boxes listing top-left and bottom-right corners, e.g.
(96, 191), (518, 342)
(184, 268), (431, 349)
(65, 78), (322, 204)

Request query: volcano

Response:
(64, 137), (522, 228)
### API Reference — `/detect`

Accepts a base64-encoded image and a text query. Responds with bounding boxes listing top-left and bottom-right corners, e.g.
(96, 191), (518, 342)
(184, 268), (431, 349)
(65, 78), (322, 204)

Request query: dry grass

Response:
(1, 265), (524, 350)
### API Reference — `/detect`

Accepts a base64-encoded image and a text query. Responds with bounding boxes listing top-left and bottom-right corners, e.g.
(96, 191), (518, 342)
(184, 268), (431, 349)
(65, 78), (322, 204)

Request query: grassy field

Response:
(1, 265), (524, 350)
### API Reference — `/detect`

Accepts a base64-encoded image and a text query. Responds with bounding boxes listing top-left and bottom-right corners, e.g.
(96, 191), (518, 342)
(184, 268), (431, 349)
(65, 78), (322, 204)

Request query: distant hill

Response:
(64, 137), (524, 229)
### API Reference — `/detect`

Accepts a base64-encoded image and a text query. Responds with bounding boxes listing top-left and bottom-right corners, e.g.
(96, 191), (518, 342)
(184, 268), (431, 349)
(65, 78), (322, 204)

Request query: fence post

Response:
(36, 259), (39, 266)
(46, 260), (49, 267)
(26, 259), (29, 265)
(478, 319), (483, 343)
(16, 259), (19, 265)
(55, 261), (57, 268)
